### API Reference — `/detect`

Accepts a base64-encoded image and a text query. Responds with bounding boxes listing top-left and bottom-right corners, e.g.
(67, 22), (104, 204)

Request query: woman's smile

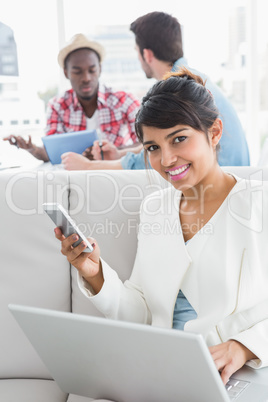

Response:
(165, 163), (191, 181)
(142, 123), (220, 191)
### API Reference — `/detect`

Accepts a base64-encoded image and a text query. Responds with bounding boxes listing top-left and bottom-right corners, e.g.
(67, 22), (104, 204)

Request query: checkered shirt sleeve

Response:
(45, 90), (86, 135)
(98, 86), (140, 147)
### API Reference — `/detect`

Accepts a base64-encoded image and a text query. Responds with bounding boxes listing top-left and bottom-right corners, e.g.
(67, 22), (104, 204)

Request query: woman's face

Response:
(142, 122), (221, 191)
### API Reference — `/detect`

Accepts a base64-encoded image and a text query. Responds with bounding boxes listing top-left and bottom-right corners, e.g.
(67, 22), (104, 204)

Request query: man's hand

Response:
(3, 134), (49, 161)
(90, 140), (122, 161)
(209, 340), (257, 385)
(4, 135), (34, 150)
(82, 146), (94, 160)
(61, 152), (123, 171)
(82, 142), (120, 160)
(61, 152), (92, 170)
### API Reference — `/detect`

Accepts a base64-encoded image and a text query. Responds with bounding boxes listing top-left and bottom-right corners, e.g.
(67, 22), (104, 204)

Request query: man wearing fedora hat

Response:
(4, 34), (140, 162)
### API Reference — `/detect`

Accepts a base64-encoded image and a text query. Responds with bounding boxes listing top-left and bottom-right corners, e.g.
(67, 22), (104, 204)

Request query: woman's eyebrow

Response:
(143, 128), (189, 146)
(165, 128), (189, 139)
(143, 140), (155, 146)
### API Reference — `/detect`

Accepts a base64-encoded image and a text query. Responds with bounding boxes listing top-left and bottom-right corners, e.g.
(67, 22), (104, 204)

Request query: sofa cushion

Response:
(0, 170), (72, 378)
(67, 395), (95, 402)
(0, 379), (67, 402)
(221, 166), (268, 181)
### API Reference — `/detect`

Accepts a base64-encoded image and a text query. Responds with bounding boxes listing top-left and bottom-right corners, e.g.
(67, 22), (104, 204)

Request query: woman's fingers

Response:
(209, 340), (252, 385)
(54, 229), (98, 263)
(54, 227), (101, 280)
(54, 227), (65, 240)
(54, 229), (81, 255)
(57, 234), (92, 269)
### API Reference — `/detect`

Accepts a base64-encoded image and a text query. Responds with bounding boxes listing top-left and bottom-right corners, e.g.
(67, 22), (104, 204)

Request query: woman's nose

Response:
(161, 148), (177, 167)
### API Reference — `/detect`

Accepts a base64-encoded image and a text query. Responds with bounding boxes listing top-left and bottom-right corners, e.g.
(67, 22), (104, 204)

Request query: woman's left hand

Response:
(209, 340), (257, 385)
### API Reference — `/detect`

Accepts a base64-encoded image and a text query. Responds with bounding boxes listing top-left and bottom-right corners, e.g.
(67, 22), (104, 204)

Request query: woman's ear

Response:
(209, 118), (222, 148)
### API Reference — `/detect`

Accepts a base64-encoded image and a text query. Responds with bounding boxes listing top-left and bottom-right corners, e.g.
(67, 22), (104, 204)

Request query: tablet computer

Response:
(42, 130), (98, 165)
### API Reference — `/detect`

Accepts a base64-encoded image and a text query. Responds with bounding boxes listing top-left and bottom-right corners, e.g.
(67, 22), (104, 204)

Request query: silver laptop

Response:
(8, 304), (268, 402)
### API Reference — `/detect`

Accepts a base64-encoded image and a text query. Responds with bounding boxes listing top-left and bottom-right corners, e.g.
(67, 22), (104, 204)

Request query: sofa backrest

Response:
(0, 170), (71, 379)
(1, 166), (268, 380)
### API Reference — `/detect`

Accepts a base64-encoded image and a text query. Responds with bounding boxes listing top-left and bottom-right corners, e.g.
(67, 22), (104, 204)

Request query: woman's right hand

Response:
(54, 227), (104, 293)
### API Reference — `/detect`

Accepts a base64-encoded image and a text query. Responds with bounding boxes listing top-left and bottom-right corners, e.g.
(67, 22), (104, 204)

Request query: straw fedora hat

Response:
(58, 33), (105, 68)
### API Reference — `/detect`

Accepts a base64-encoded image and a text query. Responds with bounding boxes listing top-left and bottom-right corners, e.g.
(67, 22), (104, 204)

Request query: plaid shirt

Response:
(45, 83), (140, 146)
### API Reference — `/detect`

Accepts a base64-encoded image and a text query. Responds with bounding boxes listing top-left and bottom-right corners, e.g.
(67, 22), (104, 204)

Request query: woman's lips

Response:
(166, 164), (190, 180)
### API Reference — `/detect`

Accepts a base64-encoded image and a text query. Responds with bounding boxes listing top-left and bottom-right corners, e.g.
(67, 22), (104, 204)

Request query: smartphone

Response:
(43, 203), (93, 253)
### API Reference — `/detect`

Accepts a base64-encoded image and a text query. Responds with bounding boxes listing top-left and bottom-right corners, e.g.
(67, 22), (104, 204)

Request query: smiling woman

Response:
(55, 65), (268, 389)
(135, 68), (223, 189)
(135, 67), (236, 236)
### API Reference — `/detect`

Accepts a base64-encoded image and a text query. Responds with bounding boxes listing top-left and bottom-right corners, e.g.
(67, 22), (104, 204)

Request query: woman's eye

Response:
(146, 145), (158, 152)
(174, 136), (187, 143)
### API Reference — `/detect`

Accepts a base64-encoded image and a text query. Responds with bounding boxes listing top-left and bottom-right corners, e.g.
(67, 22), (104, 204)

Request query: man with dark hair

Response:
(130, 11), (183, 75)
(121, 11), (249, 168)
(4, 34), (140, 163)
(59, 11), (249, 171)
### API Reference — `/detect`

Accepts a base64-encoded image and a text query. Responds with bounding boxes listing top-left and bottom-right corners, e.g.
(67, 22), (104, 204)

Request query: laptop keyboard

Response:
(225, 378), (250, 400)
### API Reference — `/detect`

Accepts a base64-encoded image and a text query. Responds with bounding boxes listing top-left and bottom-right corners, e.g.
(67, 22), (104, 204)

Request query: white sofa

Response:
(1, 166), (268, 402)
